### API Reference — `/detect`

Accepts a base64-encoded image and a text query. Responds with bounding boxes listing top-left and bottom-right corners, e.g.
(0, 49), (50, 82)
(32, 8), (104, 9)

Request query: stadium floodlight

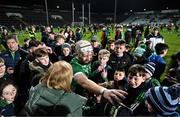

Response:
(72, 2), (75, 27)
(45, 0), (49, 26)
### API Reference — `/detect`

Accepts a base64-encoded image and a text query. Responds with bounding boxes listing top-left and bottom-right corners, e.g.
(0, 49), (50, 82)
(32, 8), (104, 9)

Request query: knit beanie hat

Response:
(133, 47), (146, 57)
(145, 83), (180, 116)
(75, 40), (93, 54)
(61, 43), (71, 50)
(144, 62), (156, 76)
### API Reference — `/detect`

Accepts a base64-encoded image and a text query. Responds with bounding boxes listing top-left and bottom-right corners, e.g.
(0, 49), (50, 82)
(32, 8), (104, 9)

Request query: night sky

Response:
(0, 0), (179, 14)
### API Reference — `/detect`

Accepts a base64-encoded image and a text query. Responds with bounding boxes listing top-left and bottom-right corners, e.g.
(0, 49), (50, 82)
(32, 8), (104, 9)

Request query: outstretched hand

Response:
(103, 89), (128, 105)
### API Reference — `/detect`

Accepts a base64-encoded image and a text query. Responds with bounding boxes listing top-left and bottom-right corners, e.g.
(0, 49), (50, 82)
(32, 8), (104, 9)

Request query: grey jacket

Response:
(24, 84), (87, 116)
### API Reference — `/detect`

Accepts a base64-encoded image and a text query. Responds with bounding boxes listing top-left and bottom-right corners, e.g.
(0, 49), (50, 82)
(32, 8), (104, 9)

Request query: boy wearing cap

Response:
(145, 83), (180, 116)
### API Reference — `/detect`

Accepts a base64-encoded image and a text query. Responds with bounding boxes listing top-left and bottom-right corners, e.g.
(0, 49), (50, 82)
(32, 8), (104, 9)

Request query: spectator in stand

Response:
(148, 43), (169, 81)
(145, 27), (164, 51)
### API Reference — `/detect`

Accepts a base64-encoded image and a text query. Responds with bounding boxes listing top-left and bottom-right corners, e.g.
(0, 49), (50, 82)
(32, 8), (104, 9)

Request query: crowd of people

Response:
(0, 24), (179, 116)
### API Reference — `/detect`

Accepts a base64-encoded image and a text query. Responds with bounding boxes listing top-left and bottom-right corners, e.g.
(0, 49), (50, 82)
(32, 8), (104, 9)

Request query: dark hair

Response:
(108, 40), (115, 44)
(33, 48), (48, 58)
(128, 64), (146, 77)
(115, 39), (126, 46)
(115, 67), (125, 72)
(6, 34), (18, 43)
(29, 40), (42, 48)
(0, 80), (17, 96)
(155, 43), (169, 55)
(0, 57), (5, 63)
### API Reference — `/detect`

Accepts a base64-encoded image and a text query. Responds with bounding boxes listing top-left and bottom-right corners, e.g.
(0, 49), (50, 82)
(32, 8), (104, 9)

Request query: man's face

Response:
(128, 73), (145, 88)
(79, 52), (93, 64)
(114, 71), (125, 81)
(36, 55), (50, 66)
(2, 84), (17, 104)
(7, 39), (18, 52)
(115, 44), (126, 55)
(0, 63), (6, 76)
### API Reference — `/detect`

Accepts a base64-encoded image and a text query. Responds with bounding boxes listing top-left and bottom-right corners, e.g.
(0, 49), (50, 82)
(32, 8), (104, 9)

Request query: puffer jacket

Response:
(23, 84), (87, 116)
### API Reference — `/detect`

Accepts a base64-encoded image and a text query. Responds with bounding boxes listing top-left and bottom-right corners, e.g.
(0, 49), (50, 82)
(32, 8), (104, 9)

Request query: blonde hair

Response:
(98, 49), (110, 58)
(40, 61), (73, 92)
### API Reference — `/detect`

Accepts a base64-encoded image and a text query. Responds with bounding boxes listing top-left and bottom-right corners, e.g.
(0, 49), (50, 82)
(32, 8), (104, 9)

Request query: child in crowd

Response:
(148, 43), (169, 81)
(145, 83), (180, 116)
(29, 48), (52, 87)
(0, 57), (12, 86)
(99, 67), (128, 91)
(58, 43), (73, 63)
(144, 62), (160, 88)
(0, 81), (17, 116)
(91, 49), (113, 84)
(91, 35), (101, 63)
(122, 64), (152, 116)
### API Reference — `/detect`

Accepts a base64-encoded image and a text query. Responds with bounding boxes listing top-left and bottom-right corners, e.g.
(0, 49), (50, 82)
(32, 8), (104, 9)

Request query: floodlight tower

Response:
(114, 0), (117, 24)
(82, 4), (84, 27)
(88, 3), (91, 25)
(45, 0), (49, 26)
(72, 2), (75, 27)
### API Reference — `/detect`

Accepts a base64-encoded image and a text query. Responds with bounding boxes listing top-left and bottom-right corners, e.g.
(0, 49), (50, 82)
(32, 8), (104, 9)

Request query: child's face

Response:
(128, 73), (145, 88)
(98, 55), (109, 66)
(114, 71), (125, 81)
(36, 55), (50, 66)
(0, 63), (6, 76)
(115, 44), (126, 55)
(109, 43), (115, 50)
(1, 84), (17, 104)
(63, 47), (70, 56)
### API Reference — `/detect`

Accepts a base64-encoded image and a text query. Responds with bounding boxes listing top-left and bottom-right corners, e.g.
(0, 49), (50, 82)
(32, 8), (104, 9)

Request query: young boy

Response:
(58, 43), (73, 63)
(0, 81), (17, 116)
(108, 39), (132, 74)
(91, 49), (113, 84)
(99, 67), (128, 91)
(122, 64), (152, 116)
(148, 43), (169, 81)
(0, 57), (12, 86)
(145, 83), (180, 116)
(144, 62), (160, 88)
(29, 48), (52, 87)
